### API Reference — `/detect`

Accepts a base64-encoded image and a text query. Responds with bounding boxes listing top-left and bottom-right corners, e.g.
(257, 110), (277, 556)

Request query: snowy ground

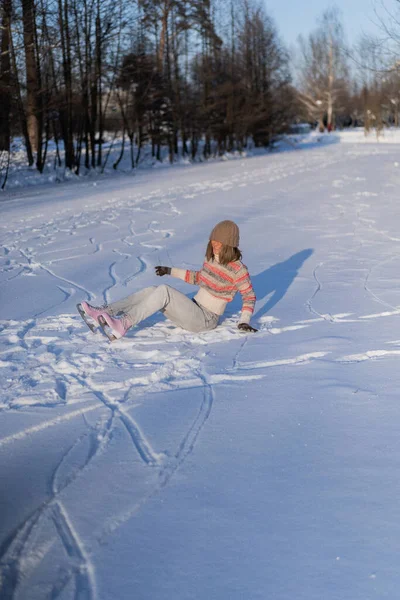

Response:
(3, 127), (400, 192)
(2, 136), (400, 599)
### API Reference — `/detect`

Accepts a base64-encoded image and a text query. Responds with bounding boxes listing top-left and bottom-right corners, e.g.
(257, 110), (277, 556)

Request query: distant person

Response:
(77, 220), (257, 341)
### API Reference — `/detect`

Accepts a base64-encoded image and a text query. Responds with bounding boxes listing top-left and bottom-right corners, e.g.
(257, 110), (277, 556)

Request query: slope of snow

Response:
(2, 139), (400, 599)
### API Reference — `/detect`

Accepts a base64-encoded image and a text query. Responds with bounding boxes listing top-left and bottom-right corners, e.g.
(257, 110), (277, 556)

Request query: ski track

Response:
(4, 145), (400, 595)
(305, 193), (400, 321)
(306, 263), (331, 322)
(123, 255), (147, 286)
(0, 313), (223, 595)
(103, 261), (118, 305)
(0, 407), (118, 599)
(51, 503), (96, 600)
(0, 306), (354, 597)
(19, 248), (94, 306)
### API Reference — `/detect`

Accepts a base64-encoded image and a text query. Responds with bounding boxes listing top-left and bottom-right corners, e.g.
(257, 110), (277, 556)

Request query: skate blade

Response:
(77, 303), (98, 333)
(99, 317), (119, 342)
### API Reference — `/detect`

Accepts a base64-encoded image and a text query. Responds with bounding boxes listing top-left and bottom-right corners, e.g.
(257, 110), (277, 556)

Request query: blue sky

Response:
(265, 0), (389, 48)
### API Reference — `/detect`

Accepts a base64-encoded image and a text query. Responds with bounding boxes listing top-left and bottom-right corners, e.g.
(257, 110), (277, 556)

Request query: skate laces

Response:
(89, 302), (108, 310)
(121, 314), (132, 329)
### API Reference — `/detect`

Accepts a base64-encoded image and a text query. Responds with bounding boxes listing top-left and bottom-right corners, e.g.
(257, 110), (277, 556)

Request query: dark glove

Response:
(238, 323), (258, 333)
(155, 266), (171, 276)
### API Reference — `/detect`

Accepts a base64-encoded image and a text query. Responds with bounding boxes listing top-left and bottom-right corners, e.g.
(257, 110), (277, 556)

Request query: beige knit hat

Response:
(209, 220), (240, 247)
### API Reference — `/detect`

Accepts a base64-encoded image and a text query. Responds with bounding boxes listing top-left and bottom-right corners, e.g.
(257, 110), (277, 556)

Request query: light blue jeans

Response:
(107, 285), (219, 333)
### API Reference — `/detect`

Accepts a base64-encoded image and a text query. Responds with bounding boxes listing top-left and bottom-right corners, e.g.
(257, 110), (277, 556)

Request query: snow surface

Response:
(2, 134), (400, 599)
(4, 126), (400, 192)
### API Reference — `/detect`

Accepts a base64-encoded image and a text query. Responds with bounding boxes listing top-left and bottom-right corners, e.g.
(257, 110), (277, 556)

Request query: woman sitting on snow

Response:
(77, 220), (257, 341)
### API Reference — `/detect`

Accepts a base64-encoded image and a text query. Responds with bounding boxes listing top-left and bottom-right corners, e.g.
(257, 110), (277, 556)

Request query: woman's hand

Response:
(155, 266), (171, 276)
(238, 323), (258, 333)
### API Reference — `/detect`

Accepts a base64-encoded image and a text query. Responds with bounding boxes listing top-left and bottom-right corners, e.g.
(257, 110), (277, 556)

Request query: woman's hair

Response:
(206, 241), (242, 265)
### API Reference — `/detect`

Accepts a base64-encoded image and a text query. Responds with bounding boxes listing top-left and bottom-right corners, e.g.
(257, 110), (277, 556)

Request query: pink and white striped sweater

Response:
(171, 258), (256, 324)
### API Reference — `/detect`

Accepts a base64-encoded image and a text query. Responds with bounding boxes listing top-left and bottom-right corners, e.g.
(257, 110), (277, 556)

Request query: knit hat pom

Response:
(209, 220), (240, 247)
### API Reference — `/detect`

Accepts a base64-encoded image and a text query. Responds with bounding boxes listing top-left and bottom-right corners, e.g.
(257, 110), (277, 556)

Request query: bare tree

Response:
(297, 7), (348, 131)
(0, 0), (12, 152)
(21, 0), (41, 154)
(1, 0), (300, 186)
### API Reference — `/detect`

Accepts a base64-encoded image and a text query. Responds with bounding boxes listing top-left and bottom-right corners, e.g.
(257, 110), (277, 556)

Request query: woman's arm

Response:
(235, 266), (256, 327)
(155, 266), (200, 285)
(171, 268), (200, 285)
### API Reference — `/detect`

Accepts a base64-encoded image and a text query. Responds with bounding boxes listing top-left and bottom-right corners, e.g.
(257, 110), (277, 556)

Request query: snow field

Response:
(2, 136), (400, 598)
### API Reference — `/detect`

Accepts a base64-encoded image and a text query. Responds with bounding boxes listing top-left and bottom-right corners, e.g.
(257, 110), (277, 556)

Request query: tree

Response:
(297, 8), (348, 130)
(0, 0), (12, 152)
(1, 0), (297, 185)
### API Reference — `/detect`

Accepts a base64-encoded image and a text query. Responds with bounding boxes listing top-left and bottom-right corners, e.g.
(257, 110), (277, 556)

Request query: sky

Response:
(265, 0), (393, 50)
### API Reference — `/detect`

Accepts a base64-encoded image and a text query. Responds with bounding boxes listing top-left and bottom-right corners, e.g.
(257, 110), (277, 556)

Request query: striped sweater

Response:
(171, 257), (256, 324)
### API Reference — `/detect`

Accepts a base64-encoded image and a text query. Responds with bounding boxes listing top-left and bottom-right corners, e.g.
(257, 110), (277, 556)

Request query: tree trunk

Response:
(96, 1), (103, 167)
(0, 0), (12, 151)
(135, 125), (143, 165)
(129, 132), (135, 168)
(158, 0), (170, 72)
(9, 17), (33, 165)
(327, 31), (334, 128)
(191, 134), (198, 160)
(21, 0), (39, 153)
(58, 0), (75, 170)
(33, 6), (44, 171)
(113, 127), (125, 169)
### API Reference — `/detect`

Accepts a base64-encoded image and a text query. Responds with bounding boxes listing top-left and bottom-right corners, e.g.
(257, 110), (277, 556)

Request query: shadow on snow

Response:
(223, 249), (314, 320)
(131, 249), (314, 333)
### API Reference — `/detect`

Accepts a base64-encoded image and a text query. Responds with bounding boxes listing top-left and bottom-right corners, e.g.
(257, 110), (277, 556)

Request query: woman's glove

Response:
(155, 266), (171, 276)
(238, 323), (258, 333)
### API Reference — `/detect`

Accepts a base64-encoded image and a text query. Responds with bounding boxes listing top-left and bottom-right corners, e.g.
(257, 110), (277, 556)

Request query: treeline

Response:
(0, 0), (295, 180)
(2, 1), (400, 187)
(295, 7), (400, 134)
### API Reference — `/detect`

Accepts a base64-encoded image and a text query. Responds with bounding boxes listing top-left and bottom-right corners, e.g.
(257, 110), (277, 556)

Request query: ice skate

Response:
(99, 312), (132, 341)
(77, 301), (108, 332)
